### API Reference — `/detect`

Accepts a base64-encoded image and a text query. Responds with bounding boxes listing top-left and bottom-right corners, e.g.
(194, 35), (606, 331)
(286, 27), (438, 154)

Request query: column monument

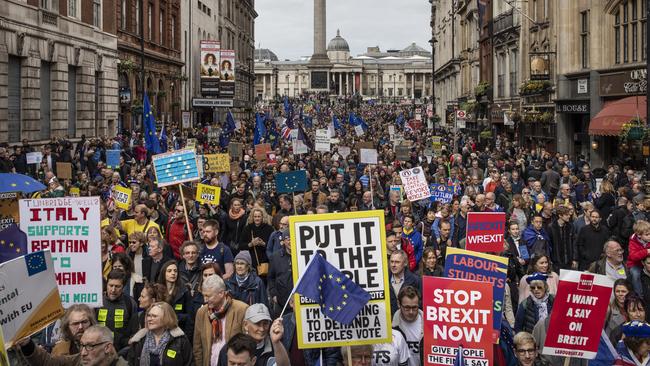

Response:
(309, 0), (331, 91)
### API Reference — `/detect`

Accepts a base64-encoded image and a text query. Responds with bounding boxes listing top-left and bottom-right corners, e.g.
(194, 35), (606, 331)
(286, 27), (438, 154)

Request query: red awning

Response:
(588, 96), (647, 136)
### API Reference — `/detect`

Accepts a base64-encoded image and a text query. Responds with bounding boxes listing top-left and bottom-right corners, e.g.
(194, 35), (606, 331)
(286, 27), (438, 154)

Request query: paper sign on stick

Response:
(26, 152), (43, 165)
(399, 167), (431, 201)
(195, 184), (221, 205)
(359, 149), (378, 164)
(112, 186), (132, 210)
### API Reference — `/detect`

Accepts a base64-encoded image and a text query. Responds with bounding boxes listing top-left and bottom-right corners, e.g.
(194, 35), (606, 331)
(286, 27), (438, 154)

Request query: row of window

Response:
(119, 0), (178, 50)
(613, 0), (647, 65)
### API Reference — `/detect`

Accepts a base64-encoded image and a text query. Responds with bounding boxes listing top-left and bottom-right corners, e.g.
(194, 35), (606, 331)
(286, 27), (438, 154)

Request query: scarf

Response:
(531, 293), (550, 321)
(403, 227), (414, 236)
(235, 273), (250, 287)
(229, 208), (245, 220)
(210, 293), (232, 343)
(141, 330), (171, 366)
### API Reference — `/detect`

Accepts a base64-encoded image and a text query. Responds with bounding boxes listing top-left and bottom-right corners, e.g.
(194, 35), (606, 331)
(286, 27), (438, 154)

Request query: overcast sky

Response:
(255, 0), (432, 60)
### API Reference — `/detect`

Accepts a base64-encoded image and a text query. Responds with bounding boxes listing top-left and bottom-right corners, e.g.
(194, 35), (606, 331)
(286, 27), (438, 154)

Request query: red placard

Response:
(542, 270), (613, 359)
(465, 212), (506, 253)
(423, 276), (493, 366)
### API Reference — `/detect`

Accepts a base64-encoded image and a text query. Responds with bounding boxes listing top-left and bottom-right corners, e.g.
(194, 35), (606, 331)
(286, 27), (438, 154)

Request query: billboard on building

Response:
(200, 40), (221, 96)
(220, 49), (236, 98)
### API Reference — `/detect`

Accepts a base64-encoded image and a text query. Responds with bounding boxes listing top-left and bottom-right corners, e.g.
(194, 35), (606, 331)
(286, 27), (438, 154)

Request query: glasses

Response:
(79, 341), (109, 351)
(516, 348), (536, 355)
(70, 319), (91, 328)
(529, 285), (544, 290)
(522, 191), (530, 194)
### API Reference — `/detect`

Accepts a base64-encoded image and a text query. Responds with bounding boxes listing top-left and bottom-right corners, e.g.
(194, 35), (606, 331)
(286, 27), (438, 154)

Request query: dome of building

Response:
(400, 43), (431, 57)
(327, 30), (350, 52)
(255, 48), (279, 61)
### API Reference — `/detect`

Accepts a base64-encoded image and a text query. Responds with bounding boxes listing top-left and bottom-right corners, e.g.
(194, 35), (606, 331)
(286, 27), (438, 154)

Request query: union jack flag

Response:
(281, 126), (292, 140)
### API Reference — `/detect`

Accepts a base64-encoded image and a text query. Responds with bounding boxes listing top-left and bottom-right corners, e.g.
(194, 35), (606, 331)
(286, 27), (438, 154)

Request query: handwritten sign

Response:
(205, 154), (231, 173)
(399, 167), (431, 201)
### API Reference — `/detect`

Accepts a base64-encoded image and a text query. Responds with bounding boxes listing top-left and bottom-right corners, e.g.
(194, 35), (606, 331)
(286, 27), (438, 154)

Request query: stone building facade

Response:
(0, 0), (120, 143)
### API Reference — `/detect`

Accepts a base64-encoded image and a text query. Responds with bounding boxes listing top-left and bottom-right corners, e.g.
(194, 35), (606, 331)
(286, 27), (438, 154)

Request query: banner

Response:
(0, 192), (20, 233)
(444, 247), (508, 343)
(152, 149), (201, 187)
(195, 184), (221, 205)
(0, 250), (64, 348)
(465, 212), (506, 253)
(205, 154), (231, 173)
(219, 49), (236, 98)
(200, 40), (221, 96)
(106, 150), (121, 169)
(112, 186), (132, 211)
(543, 271), (614, 359)
(429, 184), (454, 204)
(19, 197), (103, 307)
(423, 276), (493, 366)
(399, 167), (431, 201)
(315, 129), (331, 152)
(290, 210), (391, 348)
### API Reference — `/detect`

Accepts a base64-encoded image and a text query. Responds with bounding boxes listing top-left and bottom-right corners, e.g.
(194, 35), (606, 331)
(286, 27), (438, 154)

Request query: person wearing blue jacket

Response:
(522, 214), (552, 258)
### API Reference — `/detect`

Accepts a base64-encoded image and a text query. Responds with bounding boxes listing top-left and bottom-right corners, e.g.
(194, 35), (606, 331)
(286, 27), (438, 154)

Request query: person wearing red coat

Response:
(626, 221), (650, 295)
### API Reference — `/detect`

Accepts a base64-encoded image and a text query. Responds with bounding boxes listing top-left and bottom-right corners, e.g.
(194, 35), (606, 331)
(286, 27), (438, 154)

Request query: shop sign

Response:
(556, 101), (590, 114)
(600, 68), (647, 96)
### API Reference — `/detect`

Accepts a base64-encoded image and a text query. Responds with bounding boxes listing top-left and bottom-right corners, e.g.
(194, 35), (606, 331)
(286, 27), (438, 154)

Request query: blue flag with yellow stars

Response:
(294, 253), (371, 325)
(0, 224), (27, 264)
(25, 251), (47, 276)
(275, 170), (307, 193)
(143, 92), (161, 154)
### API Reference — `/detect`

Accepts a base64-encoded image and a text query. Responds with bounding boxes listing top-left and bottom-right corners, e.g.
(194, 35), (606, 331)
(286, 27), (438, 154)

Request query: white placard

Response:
(315, 129), (331, 152)
(360, 148), (378, 164)
(338, 146), (351, 159)
(26, 152), (43, 165)
(399, 166), (432, 201)
(354, 125), (364, 136)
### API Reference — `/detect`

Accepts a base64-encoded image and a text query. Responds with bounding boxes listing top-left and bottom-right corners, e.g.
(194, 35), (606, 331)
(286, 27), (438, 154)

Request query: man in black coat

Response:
(548, 205), (577, 270)
(388, 250), (421, 316)
(142, 237), (173, 283)
(268, 228), (294, 318)
(576, 210), (611, 270)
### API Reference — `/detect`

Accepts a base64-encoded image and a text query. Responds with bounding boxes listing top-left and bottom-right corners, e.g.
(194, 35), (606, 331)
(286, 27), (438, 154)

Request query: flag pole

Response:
(278, 245), (323, 319)
(178, 184), (193, 241)
(346, 346), (353, 366)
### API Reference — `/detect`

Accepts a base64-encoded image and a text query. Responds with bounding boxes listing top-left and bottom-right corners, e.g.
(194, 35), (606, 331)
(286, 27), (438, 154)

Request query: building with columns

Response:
(254, 30), (433, 102)
(0, 0), (120, 143)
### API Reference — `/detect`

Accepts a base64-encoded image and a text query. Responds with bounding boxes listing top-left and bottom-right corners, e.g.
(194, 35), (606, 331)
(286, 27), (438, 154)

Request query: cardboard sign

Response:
(0, 192), (20, 233)
(229, 142), (243, 159)
(112, 186), (132, 211)
(19, 197), (103, 307)
(315, 129), (331, 152)
(56, 162), (72, 180)
(429, 184), (454, 204)
(26, 152), (43, 165)
(444, 247), (508, 344)
(205, 154), (231, 173)
(195, 184), (221, 205)
(255, 143), (272, 161)
(465, 212), (506, 253)
(399, 167), (431, 201)
(0, 250), (64, 348)
(357, 141), (374, 150)
(338, 146), (351, 159)
(432, 136), (443, 156)
(106, 150), (121, 169)
(359, 149), (378, 165)
(423, 276), (493, 366)
(543, 270), (614, 359)
(290, 210), (391, 348)
(395, 145), (411, 161)
(186, 138), (197, 149)
(152, 149), (201, 187)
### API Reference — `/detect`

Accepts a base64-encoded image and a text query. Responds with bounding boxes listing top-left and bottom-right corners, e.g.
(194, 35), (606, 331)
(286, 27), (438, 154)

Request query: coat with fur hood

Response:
(127, 327), (194, 366)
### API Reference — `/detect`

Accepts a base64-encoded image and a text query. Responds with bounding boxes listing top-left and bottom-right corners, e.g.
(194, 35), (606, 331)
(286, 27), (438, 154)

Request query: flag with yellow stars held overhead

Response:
(275, 170), (307, 194)
(294, 253), (371, 325)
(0, 224), (27, 264)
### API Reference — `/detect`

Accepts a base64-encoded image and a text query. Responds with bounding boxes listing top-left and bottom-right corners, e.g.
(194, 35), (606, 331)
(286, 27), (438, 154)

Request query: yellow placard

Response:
(69, 187), (80, 197)
(195, 183), (221, 205)
(112, 186), (132, 211)
(205, 153), (231, 173)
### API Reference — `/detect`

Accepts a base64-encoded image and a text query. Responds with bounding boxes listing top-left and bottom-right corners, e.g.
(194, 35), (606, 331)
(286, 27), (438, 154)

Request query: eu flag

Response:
(254, 113), (266, 145)
(25, 251), (47, 276)
(333, 116), (344, 135)
(0, 224), (27, 264)
(225, 111), (237, 134)
(588, 331), (616, 366)
(295, 253), (371, 325)
(275, 170), (307, 193)
(159, 123), (168, 153)
(143, 92), (161, 154)
(396, 114), (405, 126)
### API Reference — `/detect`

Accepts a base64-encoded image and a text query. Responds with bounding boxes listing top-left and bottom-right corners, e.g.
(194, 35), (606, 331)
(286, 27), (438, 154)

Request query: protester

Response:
(52, 305), (97, 356)
(513, 332), (549, 366)
(97, 269), (140, 352)
(226, 251), (268, 306)
(606, 279), (635, 344)
(518, 255), (559, 304)
(392, 286), (423, 366)
(614, 321), (650, 365)
(138, 282), (168, 328)
(515, 273), (555, 333)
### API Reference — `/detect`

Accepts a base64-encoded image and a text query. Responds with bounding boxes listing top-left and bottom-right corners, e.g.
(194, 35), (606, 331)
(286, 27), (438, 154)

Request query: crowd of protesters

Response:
(3, 94), (650, 366)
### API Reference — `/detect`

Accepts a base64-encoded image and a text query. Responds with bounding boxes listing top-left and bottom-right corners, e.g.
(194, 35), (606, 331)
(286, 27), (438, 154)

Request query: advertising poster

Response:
(465, 212), (506, 253)
(543, 271), (613, 359)
(219, 49), (236, 98)
(399, 167), (431, 201)
(19, 197), (103, 307)
(444, 247), (508, 343)
(0, 250), (64, 348)
(423, 276), (493, 366)
(200, 40), (221, 96)
(290, 210), (391, 348)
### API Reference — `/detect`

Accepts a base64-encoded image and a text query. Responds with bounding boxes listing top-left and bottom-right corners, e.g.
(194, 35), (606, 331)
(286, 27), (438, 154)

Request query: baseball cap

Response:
(245, 303), (272, 323)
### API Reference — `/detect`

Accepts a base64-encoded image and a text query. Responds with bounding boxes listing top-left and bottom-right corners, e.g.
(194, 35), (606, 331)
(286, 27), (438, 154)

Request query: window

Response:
(581, 11), (589, 68)
(40, 62), (51, 140)
(120, 0), (126, 29)
(633, 22), (638, 61)
(615, 12), (621, 63)
(135, 0), (140, 35)
(643, 2), (647, 61)
(532, 0), (537, 22)
(69, 0), (78, 18)
(93, 0), (102, 28)
(148, 2), (153, 41)
(497, 53), (505, 98)
(8, 56), (21, 143)
(41, 0), (50, 9)
(543, 0), (548, 20)
(398, 88), (403, 96)
(68, 66), (77, 138)
(160, 9), (164, 45)
(509, 49), (518, 96)
(171, 16), (176, 49)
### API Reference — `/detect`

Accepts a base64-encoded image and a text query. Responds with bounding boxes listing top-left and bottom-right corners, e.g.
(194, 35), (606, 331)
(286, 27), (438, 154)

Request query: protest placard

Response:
(56, 162), (72, 180)
(388, 125), (395, 136)
(0, 192), (20, 233)
(423, 276), (493, 366)
(356, 141), (374, 150)
(399, 167), (431, 201)
(542, 271), (613, 359)
(465, 212), (506, 253)
(395, 145), (411, 161)
(19, 197), (103, 307)
(444, 247), (508, 344)
(255, 143), (272, 161)
(195, 184), (221, 205)
(354, 124), (364, 136)
(186, 138), (197, 149)
(359, 149), (378, 164)
(315, 129), (331, 152)
(0, 250), (64, 348)
(205, 153), (231, 173)
(229, 142), (243, 159)
(26, 152), (43, 165)
(112, 186), (132, 211)
(290, 210), (391, 348)
(69, 187), (80, 197)
(429, 184), (454, 204)
(152, 149), (201, 187)
(432, 136), (443, 155)
(106, 150), (121, 169)
(338, 146), (351, 159)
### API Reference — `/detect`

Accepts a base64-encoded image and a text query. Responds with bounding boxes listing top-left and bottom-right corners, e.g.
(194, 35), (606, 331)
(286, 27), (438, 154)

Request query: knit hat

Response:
(526, 272), (548, 284)
(622, 321), (650, 338)
(234, 251), (252, 266)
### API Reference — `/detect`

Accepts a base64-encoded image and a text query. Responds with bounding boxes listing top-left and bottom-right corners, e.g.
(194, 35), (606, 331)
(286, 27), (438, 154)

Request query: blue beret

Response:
(526, 272), (548, 284)
(622, 321), (650, 338)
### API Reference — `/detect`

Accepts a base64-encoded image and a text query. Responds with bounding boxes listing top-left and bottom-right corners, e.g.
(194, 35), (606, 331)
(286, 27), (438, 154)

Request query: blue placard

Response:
(106, 150), (121, 169)
(518, 244), (530, 260)
(429, 184), (454, 204)
(152, 149), (200, 187)
(275, 170), (308, 193)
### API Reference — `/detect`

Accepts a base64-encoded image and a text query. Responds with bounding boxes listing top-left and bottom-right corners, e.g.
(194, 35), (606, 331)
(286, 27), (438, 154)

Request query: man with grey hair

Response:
(19, 325), (127, 365)
(53, 304), (97, 356)
(587, 240), (629, 281)
(193, 275), (248, 366)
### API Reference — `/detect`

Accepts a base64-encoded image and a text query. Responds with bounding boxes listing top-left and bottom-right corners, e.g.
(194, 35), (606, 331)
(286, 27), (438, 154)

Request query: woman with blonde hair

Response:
(239, 207), (274, 278)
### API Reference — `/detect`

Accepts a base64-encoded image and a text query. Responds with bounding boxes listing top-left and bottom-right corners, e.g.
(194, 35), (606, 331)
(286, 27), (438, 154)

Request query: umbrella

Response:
(0, 173), (46, 193)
